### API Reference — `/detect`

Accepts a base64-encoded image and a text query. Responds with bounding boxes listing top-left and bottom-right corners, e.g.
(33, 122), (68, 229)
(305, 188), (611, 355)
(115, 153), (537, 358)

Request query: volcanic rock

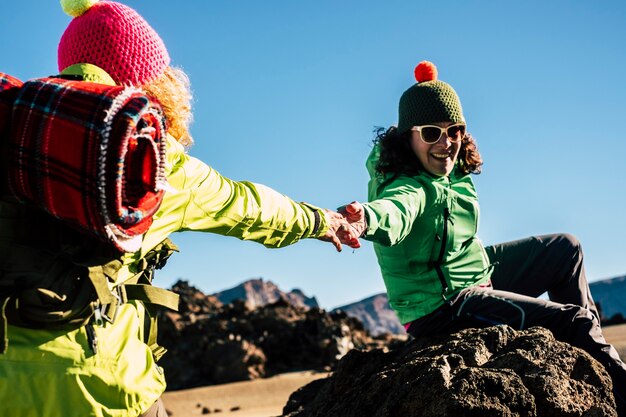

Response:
(282, 325), (617, 417)
(158, 280), (396, 390)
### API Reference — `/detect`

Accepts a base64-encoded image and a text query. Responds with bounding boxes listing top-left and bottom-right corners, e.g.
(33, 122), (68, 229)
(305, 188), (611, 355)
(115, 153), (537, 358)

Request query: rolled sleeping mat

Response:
(0, 73), (23, 138)
(0, 73), (24, 190)
(7, 77), (168, 252)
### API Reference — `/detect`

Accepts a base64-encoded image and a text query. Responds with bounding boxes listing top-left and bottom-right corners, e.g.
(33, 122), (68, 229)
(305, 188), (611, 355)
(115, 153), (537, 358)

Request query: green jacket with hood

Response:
(361, 144), (492, 325)
(0, 64), (330, 417)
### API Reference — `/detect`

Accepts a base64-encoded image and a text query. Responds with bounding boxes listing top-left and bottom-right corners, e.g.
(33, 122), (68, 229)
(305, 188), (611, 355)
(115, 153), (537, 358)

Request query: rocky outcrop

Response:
(171, 280), (223, 316)
(282, 325), (617, 417)
(212, 278), (319, 309)
(333, 293), (403, 336)
(158, 280), (398, 390)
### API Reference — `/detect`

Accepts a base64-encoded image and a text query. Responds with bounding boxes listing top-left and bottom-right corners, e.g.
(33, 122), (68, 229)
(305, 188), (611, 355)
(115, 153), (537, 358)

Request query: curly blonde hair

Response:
(142, 66), (194, 147)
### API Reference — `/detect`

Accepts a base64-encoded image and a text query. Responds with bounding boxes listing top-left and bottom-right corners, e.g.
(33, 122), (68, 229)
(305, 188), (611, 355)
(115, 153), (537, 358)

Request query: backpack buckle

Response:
(99, 286), (125, 324)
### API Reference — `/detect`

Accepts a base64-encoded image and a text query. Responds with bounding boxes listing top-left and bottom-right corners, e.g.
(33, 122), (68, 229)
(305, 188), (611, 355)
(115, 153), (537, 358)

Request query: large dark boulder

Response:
(158, 280), (394, 390)
(282, 326), (617, 417)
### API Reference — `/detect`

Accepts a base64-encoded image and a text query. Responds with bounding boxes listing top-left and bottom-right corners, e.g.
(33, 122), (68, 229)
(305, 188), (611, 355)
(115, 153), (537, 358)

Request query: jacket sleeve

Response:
(141, 137), (328, 253)
(361, 177), (425, 247)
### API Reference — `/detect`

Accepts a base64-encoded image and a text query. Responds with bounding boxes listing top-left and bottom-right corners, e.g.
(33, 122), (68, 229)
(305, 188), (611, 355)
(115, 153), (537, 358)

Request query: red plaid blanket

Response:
(6, 77), (167, 252)
(0, 73), (23, 152)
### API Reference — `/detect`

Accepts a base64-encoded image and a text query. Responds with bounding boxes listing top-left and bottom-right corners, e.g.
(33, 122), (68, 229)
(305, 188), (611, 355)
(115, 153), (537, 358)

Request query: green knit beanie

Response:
(397, 61), (465, 134)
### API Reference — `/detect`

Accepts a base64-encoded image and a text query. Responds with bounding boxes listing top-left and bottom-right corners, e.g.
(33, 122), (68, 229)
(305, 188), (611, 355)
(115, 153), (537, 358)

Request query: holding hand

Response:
(337, 201), (367, 245)
(319, 209), (361, 251)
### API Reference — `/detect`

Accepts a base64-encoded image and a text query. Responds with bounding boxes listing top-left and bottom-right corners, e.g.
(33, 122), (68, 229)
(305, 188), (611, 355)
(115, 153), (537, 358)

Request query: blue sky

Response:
(3, 1), (626, 309)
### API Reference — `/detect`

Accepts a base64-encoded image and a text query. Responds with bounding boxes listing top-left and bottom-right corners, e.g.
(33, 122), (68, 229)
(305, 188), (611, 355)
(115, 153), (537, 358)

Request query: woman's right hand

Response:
(338, 201), (367, 243)
(319, 209), (360, 251)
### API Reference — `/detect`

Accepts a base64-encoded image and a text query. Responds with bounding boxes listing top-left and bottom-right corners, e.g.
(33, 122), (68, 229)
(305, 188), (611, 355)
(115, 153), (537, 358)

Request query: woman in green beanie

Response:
(339, 60), (626, 414)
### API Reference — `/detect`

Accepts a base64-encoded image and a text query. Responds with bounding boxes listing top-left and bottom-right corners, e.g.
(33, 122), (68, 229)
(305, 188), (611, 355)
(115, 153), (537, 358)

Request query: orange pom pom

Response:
(414, 61), (438, 83)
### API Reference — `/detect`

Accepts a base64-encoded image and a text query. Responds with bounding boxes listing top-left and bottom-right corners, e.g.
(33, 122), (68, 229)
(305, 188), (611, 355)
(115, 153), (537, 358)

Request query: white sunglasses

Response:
(411, 123), (466, 144)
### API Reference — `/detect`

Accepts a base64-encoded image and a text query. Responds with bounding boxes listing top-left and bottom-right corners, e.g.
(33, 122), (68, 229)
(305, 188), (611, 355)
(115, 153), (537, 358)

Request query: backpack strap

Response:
(144, 305), (167, 362)
(87, 265), (117, 306)
(88, 239), (179, 360)
(87, 238), (179, 323)
(120, 238), (180, 360)
(124, 285), (179, 311)
(0, 297), (9, 354)
(1, 197), (179, 357)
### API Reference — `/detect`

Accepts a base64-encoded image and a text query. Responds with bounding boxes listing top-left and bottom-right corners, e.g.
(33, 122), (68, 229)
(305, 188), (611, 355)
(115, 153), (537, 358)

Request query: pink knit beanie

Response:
(58, 0), (170, 86)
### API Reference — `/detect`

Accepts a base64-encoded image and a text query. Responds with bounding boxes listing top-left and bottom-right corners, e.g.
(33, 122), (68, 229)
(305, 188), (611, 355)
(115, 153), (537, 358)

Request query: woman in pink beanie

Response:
(0, 1), (359, 416)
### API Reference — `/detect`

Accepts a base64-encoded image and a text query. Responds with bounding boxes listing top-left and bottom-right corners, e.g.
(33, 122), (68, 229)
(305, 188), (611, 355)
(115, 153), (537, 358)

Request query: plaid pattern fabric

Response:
(6, 77), (167, 252)
(0, 73), (23, 150)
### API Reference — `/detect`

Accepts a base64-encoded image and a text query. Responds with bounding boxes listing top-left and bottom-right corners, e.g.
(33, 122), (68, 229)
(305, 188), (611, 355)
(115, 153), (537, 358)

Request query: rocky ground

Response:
(161, 322), (626, 417)
(282, 325), (617, 417)
(159, 281), (624, 416)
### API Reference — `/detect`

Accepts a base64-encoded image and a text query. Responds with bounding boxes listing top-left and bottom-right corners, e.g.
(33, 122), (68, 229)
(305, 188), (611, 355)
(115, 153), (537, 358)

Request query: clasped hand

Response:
(319, 201), (367, 252)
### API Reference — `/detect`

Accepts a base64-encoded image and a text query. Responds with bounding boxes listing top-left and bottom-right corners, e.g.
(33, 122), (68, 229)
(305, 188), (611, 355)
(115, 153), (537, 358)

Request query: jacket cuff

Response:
(361, 204), (378, 241)
(300, 202), (329, 238)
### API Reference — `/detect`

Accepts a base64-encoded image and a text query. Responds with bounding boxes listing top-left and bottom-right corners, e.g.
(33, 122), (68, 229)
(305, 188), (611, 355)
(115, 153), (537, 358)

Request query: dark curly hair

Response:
(373, 126), (483, 177)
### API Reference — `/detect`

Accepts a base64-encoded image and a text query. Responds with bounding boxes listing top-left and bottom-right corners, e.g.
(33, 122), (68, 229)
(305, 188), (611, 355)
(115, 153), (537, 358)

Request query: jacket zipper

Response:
(434, 207), (451, 299)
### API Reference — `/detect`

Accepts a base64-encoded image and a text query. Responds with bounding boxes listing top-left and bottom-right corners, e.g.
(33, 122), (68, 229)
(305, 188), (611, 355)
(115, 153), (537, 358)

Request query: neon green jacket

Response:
(0, 64), (329, 417)
(362, 144), (492, 324)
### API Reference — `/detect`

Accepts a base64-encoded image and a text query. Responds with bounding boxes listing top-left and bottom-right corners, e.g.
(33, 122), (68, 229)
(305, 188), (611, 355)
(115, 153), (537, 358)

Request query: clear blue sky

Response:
(3, 1), (625, 309)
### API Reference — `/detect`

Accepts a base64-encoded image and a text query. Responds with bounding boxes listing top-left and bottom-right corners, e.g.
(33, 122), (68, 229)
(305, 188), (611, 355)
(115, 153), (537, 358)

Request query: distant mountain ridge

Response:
(212, 278), (402, 336)
(212, 278), (319, 309)
(207, 274), (626, 337)
(590, 275), (626, 321)
(332, 293), (403, 336)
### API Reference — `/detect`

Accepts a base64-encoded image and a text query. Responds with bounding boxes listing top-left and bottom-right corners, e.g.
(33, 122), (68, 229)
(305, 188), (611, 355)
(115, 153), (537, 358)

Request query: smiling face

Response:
(410, 121), (462, 177)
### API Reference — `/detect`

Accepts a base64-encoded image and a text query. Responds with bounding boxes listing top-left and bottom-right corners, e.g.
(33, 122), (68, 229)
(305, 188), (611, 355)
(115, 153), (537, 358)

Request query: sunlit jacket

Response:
(362, 144), (492, 324)
(0, 64), (328, 417)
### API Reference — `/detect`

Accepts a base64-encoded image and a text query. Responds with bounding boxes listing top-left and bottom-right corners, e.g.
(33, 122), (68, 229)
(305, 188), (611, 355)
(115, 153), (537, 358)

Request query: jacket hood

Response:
(366, 143), (381, 181)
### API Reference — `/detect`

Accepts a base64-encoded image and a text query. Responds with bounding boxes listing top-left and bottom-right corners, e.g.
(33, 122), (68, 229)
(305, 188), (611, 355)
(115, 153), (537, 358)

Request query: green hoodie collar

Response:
(60, 63), (116, 86)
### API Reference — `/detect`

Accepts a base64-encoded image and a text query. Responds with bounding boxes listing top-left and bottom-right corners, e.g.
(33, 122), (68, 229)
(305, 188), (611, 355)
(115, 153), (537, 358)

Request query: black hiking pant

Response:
(407, 234), (626, 415)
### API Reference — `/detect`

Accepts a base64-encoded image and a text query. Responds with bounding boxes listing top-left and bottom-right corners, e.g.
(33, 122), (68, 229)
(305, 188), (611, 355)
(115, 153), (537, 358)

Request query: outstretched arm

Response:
(142, 136), (360, 253)
(337, 180), (425, 247)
